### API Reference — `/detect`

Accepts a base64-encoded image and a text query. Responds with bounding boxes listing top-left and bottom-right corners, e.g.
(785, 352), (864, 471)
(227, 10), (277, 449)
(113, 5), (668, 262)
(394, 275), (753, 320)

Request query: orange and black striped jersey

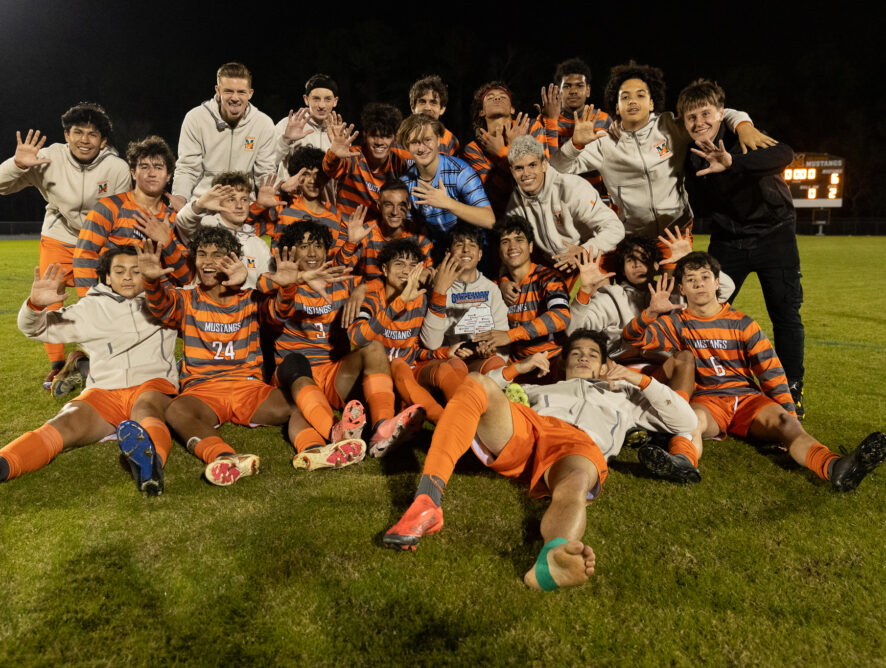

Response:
(500, 263), (571, 361)
(273, 278), (358, 367)
(333, 223), (434, 283)
(73, 191), (190, 297)
(144, 278), (295, 390)
(439, 128), (460, 156)
(348, 289), (440, 366)
(322, 145), (412, 218)
(250, 195), (344, 246)
(462, 118), (559, 214)
(623, 303), (795, 413)
(548, 109), (611, 146)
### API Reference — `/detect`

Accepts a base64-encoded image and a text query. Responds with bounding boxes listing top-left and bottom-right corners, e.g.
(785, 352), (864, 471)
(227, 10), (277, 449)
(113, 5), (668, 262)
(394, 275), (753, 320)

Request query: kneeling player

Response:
(384, 329), (697, 591)
(624, 252), (885, 489)
(2, 247), (178, 495)
(138, 227), (342, 485)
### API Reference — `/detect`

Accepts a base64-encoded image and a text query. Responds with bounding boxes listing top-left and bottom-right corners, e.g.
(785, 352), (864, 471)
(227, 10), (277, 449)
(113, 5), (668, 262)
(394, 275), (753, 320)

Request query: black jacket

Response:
(685, 124), (796, 248)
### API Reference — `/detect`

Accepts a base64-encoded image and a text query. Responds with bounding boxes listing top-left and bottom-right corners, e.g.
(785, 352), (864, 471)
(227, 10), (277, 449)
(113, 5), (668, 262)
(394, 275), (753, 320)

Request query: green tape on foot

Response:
(534, 537), (568, 591)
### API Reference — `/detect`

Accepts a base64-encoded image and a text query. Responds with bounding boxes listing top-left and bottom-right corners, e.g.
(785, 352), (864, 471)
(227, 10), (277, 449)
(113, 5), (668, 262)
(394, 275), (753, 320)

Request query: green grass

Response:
(1, 236), (885, 666)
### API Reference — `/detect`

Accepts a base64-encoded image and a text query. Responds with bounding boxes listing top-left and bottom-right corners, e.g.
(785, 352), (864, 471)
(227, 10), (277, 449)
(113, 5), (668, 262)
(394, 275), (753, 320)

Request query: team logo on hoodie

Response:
(244, 137), (255, 151)
(654, 141), (672, 159)
(97, 181), (108, 195)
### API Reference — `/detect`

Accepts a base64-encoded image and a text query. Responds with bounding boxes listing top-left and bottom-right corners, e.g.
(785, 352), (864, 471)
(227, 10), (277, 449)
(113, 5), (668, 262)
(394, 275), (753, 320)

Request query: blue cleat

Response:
(117, 420), (164, 496)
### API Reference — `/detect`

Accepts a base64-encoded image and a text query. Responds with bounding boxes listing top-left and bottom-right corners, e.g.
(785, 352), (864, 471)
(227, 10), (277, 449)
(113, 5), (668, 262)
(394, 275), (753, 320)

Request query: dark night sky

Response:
(2, 1), (883, 220)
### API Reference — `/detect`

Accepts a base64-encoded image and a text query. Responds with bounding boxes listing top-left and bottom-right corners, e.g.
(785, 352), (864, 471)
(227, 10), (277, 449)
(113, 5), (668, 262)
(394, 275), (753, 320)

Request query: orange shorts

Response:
(472, 402), (608, 499)
(180, 378), (276, 426)
(72, 378), (177, 427)
(312, 359), (345, 410)
(691, 392), (776, 438)
(39, 236), (76, 287)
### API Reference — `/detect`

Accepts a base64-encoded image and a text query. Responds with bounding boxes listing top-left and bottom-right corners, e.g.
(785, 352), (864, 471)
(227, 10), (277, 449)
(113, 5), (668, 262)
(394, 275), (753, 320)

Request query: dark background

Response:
(2, 2), (882, 223)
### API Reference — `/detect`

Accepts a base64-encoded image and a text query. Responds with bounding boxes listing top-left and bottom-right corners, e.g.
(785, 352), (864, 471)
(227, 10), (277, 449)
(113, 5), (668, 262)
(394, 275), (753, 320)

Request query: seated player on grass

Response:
(2, 247), (178, 496)
(409, 74), (459, 155)
(623, 252), (886, 489)
(174, 171), (271, 289)
(383, 329), (698, 592)
(271, 220), (421, 468)
(419, 222), (509, 373)
(474, 216), (571, 380)
(397, 113), (494, 249)
(138, 226), (344, 486)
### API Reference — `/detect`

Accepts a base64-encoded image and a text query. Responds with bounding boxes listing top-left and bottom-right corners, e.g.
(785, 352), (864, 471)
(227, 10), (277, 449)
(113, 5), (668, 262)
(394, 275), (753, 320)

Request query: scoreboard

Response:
(784, 153), (844, 208)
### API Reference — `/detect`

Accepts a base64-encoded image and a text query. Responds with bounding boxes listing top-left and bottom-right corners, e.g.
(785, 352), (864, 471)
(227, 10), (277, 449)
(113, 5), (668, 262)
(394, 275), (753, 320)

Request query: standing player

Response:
(274, 74), (339, 172)
(623, 252), (885, 490)
(170, 62), (276, 210)
(2, 247), (178, 495)
(549, 58), (610, 147)
(677, 78), (807, 417)
(408, 75), (460, 155)
(73, 136), (190, 297)
(383, 329), (697, 592)
(0, 103), (131, 388)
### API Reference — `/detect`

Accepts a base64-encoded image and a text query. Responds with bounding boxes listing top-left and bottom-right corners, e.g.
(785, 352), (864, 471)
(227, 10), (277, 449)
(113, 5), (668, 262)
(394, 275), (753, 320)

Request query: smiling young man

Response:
(383, 328), (697, 592)
(0, 103), (131, 387)
(677, 78), (807, 417)
(409, 75), (459, 155)
(397, 114), (494, 249)
(170, 62), (276, 210)
(623, 251), (885, 490)
(3, 247), (178, 495)
(275, 74), (339, 171)
(73, 136), (190, 297)
(549, 58), (610, 146)
(505, 135), (624, 274)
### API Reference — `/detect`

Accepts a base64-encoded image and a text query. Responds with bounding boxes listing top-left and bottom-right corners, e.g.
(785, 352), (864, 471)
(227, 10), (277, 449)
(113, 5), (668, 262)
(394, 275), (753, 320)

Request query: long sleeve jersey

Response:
(322, 145), (412, 218)
(500, 263), (571, 361)
(348, 289), (437, 365)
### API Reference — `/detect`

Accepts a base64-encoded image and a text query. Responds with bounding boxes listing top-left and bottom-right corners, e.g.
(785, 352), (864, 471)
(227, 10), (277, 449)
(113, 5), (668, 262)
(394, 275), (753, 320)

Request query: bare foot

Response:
(524, 540), (595, 591)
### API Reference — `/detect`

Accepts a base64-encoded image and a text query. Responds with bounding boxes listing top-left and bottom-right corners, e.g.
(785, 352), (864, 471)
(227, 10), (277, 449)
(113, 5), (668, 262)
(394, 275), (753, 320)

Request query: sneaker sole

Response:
(639, 446), (701, 484)
(331, 400), (367, 442)
(293, 439), (367, 471)
(206, 456), (260, 486)
(117, 420), (164, 496)
(369, 406), (426, 458)
(832, 432), (886, 492)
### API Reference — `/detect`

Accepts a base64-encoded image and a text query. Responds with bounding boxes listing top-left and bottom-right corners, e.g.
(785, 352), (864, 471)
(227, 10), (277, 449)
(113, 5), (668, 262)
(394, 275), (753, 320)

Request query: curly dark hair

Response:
(613, 234), (660, 285)
(603, 61), (666, 119)
(287, 146), (325, 176)
(564, 328), (610, 361)
(361, 103), (403, 137)
(378, 238), (423, 267)
(189, 225), (243, 259)
(278, 219), (333, 253)
(448, 221), (485, 249)
(409, 74), (449, 109)
(61, 102), (112, 139)
(125, 135), (175, 173)
(554, 58), (592, 84)
(492, 215), (535, 246)
(98, 245), (138, 285)
(674, 251), (721, 283)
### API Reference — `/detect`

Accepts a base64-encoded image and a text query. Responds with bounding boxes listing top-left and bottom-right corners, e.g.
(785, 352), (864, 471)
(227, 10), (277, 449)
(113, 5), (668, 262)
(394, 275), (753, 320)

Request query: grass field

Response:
(1, 236), (885, 667)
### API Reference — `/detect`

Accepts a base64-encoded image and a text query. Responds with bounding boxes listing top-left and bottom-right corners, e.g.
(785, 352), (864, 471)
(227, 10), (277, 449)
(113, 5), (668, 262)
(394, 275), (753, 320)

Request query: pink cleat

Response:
(330, 400), (367, 442)
(369, 404), (425, 458)
(383, 494), (444, 550)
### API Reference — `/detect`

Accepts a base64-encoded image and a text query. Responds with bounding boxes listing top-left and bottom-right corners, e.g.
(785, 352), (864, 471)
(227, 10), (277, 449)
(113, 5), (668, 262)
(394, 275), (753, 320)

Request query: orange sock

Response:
(295, 384), (334, 439)
(668, 435), (699, 467)
(0, 424), (64, 479)
(805, 442), (839, 480)
(425, 358), (468, 399)
(45, 342), (65, 364)
(479, 356), (506, 374)
(363, 373), (395, 424)
(140, 417), (172, 465)
(423, 376), (489, 484)
(392, 359), (444, 423)
(193, 435), (234, 463)
(293, 428), (325, 454)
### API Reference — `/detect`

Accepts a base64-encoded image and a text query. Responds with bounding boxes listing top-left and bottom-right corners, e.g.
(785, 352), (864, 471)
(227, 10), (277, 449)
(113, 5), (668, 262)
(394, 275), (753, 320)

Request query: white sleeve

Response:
(568, 290), (621, 335)
(172, 110), (204, 200)
(419, 292), (450, 349)
(174, 201), (202, 243)
(717, 270), (735, 301)
(631, 378), (698, 435)
(18, 299), (92, 344)
(570, 179), (625, 255)
(723, 108), (752, 132)
(549, 139), (604, 174)
(0, 156), (41, 195)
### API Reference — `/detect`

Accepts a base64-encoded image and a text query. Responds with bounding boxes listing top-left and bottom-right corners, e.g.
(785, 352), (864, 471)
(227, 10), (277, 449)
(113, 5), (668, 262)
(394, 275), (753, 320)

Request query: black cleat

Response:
(830, 432), (886, 492)
(639, 445), (701, 484)
(624, 427), (650, 449)
(789, 380), (805, 421)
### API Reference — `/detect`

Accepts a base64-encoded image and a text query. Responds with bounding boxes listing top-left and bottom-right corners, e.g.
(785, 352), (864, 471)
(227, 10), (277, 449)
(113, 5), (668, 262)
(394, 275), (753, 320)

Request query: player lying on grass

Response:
(270, 220), (423, 468)
(138, 226), (350, 485)
(383, 329), (697, 592)
(624, 251), (886, 489)
(2, 247), (178, 495)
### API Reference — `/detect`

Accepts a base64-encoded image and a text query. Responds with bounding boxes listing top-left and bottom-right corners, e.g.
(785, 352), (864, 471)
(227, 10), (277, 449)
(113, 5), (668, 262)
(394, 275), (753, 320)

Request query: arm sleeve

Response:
(549, 138), (604, 174)
(173, 201), (202, 244)
(172, 111), (204, 200)
(0, 157), (42, 195)
(568, 289), (621, 335)
(569, 178), (625, 254)
(631, 378), (699, 435)
(508, 278), (571, 343)
(143, 278), (184, 328)
(744, 321), (796, 414)
(17, 298), (92, 344)
(729, 142), (794, 176)
(420, 290), (450, 349)
(72, 201), (114, 297)
(722, 108), (752, 132)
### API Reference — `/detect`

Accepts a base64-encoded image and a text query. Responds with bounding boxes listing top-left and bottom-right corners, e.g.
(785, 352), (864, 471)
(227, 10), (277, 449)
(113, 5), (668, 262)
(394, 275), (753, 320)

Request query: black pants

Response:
(708, 238), (805, 384)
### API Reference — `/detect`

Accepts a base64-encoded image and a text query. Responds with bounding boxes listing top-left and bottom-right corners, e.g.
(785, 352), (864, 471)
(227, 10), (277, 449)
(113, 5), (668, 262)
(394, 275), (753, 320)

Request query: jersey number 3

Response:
(211, 341), (236, 360)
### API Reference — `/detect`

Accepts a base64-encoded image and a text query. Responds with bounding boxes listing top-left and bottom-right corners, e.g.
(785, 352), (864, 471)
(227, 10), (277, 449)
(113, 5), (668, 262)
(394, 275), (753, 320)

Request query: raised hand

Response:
(346, 205), (375, 244)
(14, 130), (52, 169)
(599, 360), (644, 389)
(645, 274), (683, 318)
(216, 252), (248, 288)
(132, 210), (172, 246)
(477, 127), (505, 156)
(194, 184), (236, 214)
(136, 239), (174, 282)
(736, 124), (777, 154)
(168, 195), (187, 212)
(691, 138), (733, 176)
(576, 249), (615, 297)
(254, 174), (287, 209)
(29, 264), (68, 306)
(512, 351), (550, 378)
(552, 242), (586, 273)
(539, 84), (561, 119)
(433, 252), (462, 294)
(505, 113), (531, 143)
(400, 262), (427, 303)
(341, 282), (368, 327)
(413, 179), (452, 210)
(327, 113), (358, 159)
(658, 226), (693, 265)
(283, 108), (316, 142)
(278, 168), (307, 196)
(572, 105), (608, 146)
(500, 278), (519, 306)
